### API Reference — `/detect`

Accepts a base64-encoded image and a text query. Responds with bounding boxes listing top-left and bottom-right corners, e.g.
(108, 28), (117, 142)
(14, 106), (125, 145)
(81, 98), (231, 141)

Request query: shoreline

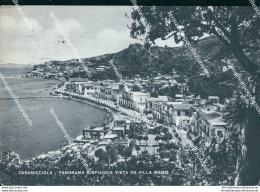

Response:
(0, 77), (114, 162)
(56, 89), (119, 114)
(21, 90), (115, 162)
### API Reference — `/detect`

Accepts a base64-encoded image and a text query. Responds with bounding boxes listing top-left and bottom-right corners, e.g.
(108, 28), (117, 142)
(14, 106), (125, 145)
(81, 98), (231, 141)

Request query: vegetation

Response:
(129, 6), (260, 185)
(0, 150), (187, 186)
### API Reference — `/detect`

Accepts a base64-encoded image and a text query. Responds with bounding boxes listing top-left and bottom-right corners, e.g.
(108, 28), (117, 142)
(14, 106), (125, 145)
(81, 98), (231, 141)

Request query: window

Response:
(177, 111), (180, 116)
(217, 131), (223, 137)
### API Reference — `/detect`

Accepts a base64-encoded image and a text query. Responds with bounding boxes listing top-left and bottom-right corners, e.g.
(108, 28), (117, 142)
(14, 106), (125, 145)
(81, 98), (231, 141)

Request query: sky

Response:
(0, 6), (179, 65)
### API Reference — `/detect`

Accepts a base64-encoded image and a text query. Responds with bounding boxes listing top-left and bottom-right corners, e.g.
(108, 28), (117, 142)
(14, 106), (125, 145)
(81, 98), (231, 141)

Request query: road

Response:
(57, 87), (190, 147)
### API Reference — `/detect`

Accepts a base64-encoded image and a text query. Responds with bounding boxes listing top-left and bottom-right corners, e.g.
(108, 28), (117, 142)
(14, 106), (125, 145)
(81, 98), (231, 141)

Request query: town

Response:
(24, 59), (229, 176)
(1, 4), (259, 187)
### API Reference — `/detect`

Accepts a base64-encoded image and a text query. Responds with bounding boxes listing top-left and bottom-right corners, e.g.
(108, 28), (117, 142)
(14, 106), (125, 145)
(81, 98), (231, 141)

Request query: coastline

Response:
(55, 89), (118, 114)
(21, 89), (115, 162)
(0, 76), (112, 161)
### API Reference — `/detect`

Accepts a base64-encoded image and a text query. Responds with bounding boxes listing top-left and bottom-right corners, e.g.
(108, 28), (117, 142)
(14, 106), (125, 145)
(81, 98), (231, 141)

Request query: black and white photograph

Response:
(0, 0), (260, 190)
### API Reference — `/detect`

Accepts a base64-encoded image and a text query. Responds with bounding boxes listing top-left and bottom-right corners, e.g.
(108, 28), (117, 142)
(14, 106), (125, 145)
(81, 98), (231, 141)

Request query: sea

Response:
(0, 65), (109, 160)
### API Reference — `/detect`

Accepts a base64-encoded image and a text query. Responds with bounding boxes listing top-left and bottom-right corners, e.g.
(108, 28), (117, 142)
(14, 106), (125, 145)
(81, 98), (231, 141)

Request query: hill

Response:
(83, 35), (233, 78)
(36, 35), (256, 101)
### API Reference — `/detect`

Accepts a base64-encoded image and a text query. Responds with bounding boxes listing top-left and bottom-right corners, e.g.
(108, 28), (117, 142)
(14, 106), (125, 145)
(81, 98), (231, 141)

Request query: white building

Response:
(119, 91), (150, 111)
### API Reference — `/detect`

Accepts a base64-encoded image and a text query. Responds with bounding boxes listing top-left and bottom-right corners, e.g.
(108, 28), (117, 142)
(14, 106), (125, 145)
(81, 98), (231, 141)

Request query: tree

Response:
(130, 6), (259, 76)
(135, 145), (141, 155)
(94, 148), (106, 161)
(137, 135), (143, 145)
(163, 132), (173, 143)
(158, 86), (179, 98)
(143, 135), (149, 148)
(116, 144), (125, 155)
(159, 151), (169, 159)
(122, 147), (132, 162)
(162, 127), (169, 134)
(130, 6), (260, 185)
(155, 135), (160, 145)
(106, 145), (118, 165)
(0, 151), (21, 185)
(169, 149), (177, 162)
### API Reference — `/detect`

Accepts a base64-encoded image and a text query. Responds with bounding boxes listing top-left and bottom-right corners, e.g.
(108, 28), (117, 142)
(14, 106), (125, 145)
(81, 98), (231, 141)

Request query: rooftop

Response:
(131, 91), (150, 96)
(175, 94), (184, 98)
(146, 96), (169, 102)
(113, 127), (125, 131)
(166, 102), (183, 105)
(103, 133), (118, 139)
(70, 78), (89, 82)
(83, 127), (105, 132)
(104, 83), (122, 90)
(98, 140), (112, 146)
(171, 104), (193, 110)
(208, 96), (220, 99)
(199, 110), (222, 122)
(211, 122), (227, 126)
(113, 139), (128, 144)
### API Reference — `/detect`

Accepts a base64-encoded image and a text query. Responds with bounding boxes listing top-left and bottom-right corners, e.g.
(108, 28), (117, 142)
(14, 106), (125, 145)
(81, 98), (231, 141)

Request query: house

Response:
(169, 103), (193, 117)
(160, 102), (172, 124)
(151, 102), (163, 121)
(96, 65), (107, 72)
(149, 101), (192, 125)
(69, 78), (89, 83)
(153, 76), (169, 85)
(177, 83), (189, 92)
(83, 127), (106, 140)
(119, 91), (150, 111)
(98, 139), (112, 147)
(95, 83), (124, 101)
(103, 133), (118, 141)
(169, 79), (178, 86)
(167, 103), (193, 124)
(192, 109), (227, 141)
(47, 73), (57, 79)
(113, 139), (129, 147)
(113, 116), (131, 130)
(78, 82), (101, 95)
(181, 116), (193, 132)
(145, 96), (168, 111)
(182, 99), (195, 104)
(208, 96), (220, 105)
(194, 95), (202, 105)
(175, 94), (184, 99)
(112, 127), (126, 138)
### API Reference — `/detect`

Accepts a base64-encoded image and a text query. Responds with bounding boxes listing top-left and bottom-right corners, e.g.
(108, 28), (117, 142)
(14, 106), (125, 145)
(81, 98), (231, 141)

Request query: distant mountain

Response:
(36, 35), (255, 101)
(83, 35), (233, 78)
(80, 35), (250, 101)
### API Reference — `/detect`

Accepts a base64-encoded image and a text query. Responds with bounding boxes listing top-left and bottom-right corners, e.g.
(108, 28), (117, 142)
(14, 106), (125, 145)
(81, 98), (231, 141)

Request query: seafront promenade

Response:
(55, 88), (152, 124)
(55, 87), (190, 147)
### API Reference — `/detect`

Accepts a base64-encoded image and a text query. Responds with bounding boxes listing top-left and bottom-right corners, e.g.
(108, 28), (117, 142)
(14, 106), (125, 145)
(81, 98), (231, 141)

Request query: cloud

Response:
(92, 28), (138, 56)
(0, 15), (42, 34)
(49, 18), (86, 38)
(0, 7), (144, 65)
(16, 17), (42, 33)
(60, 19), (85, 34)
